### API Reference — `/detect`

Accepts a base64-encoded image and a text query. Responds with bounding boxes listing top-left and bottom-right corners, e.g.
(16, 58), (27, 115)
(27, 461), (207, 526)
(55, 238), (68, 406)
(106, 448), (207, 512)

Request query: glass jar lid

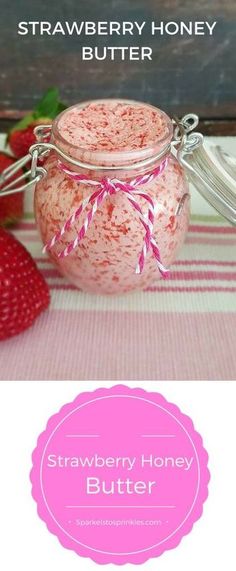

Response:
(175, 115), (236, 225)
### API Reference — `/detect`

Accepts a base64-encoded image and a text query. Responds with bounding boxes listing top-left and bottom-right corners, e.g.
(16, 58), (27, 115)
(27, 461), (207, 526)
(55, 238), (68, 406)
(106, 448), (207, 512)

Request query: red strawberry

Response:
(0, 152), (24, 226)
(8, 119), (51, 159)
(8, 124), (37, 159)
(0, 228), (50, 340)
(7, 87), (67, 159)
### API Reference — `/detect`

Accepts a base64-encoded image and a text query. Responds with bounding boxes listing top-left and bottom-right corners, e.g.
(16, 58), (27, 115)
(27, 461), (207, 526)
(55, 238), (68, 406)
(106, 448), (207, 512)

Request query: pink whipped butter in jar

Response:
(34, 99), (190, 294)
(2, 99), (235, 293)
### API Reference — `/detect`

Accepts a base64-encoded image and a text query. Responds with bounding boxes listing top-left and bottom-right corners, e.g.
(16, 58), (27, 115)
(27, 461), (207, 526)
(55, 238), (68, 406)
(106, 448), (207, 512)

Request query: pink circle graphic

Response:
(31, 385), (210, 564)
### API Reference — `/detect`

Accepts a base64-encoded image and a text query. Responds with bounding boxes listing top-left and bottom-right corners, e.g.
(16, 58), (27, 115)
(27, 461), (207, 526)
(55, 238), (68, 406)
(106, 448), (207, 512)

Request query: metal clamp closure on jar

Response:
(0, 113), (235, 226)
(0, 114), (199, 193)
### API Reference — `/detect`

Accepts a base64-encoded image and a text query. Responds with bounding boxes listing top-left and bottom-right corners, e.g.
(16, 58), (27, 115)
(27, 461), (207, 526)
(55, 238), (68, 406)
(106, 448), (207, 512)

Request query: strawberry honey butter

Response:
(1, 99), (234, 295)
(34, 99), (190, 294)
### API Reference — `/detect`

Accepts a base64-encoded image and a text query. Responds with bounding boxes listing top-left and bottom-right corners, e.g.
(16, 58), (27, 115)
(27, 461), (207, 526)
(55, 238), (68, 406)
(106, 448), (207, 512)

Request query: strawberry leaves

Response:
(34, 87), (67, 119)
(9, 88), (67, 133)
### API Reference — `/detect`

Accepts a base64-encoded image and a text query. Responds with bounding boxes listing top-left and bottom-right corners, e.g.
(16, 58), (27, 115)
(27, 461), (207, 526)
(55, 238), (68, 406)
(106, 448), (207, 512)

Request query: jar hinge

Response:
(0, 140), (51, 197)
(172, 114), (204, 156)
(0, 116), (204, 197)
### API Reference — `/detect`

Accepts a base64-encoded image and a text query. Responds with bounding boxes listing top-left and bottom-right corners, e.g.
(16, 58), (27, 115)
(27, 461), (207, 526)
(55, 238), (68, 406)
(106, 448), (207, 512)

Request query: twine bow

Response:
(43, 158), (169, 276)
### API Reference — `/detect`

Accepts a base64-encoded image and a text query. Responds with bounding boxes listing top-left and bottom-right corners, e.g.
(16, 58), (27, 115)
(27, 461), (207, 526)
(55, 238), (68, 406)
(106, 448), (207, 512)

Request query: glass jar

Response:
(1, 99), (235, 295)
(34, 100), (190, 294)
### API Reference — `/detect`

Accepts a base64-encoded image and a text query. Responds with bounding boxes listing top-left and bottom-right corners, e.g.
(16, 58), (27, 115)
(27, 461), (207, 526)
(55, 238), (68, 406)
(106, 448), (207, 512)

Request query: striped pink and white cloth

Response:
(0, 135), (235, 381)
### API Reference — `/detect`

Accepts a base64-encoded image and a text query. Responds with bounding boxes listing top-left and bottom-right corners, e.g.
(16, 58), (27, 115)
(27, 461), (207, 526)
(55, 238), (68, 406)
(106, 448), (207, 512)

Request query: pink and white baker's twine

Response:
(43, 158), (169, 276)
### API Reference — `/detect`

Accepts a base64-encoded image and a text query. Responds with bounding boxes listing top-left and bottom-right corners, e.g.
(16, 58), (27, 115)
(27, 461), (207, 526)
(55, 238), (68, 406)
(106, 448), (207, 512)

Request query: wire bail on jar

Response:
(0, 143), (48, 196)
(1, 113), (235, 226)
(0, 114), (201, 197)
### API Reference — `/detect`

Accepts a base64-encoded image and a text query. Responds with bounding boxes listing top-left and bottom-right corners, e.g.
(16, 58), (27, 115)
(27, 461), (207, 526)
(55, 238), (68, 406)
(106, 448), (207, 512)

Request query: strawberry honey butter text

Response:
(47, 453), (194, 495)
(18, 20), (217, 61)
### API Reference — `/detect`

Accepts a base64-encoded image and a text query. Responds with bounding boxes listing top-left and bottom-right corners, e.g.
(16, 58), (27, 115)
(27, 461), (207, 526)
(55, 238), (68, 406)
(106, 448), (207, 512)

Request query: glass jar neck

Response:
(51, 100), (173, 178)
